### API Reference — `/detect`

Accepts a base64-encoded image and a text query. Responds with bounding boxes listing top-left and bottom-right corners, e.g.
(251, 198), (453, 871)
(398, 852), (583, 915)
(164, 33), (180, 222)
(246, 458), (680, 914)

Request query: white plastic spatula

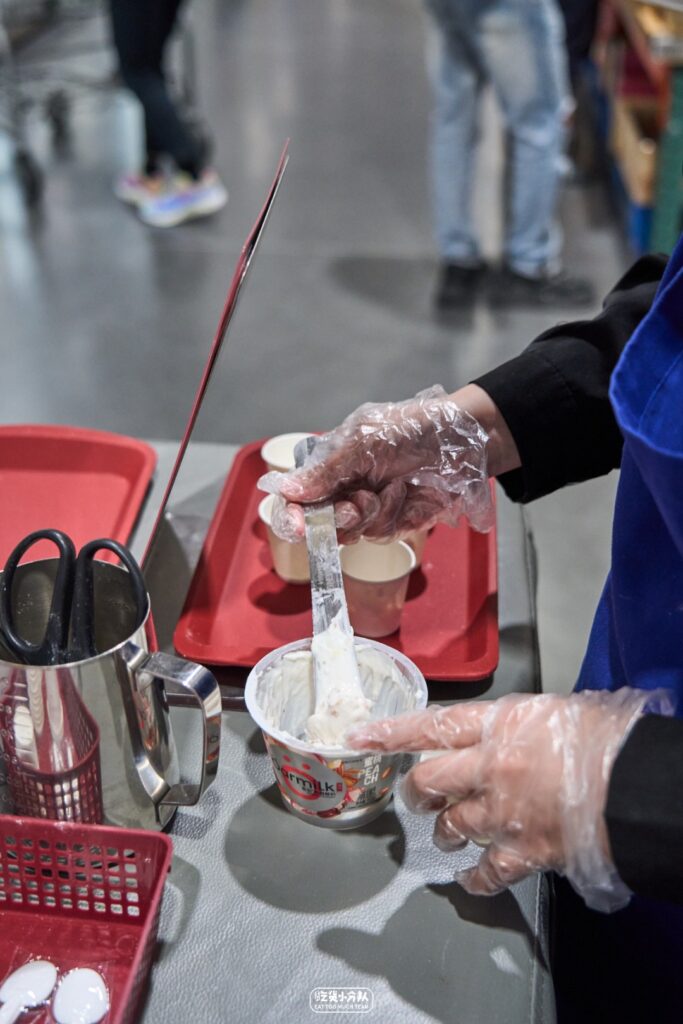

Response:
(52, 968), (109, 1024)
(294, 439), (370, 744)
(294, 437), (354, 639)
(0, 960), (57, 1024)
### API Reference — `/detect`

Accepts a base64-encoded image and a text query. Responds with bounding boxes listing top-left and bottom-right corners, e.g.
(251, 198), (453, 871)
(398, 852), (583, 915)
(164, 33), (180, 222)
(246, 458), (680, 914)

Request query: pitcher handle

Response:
(135, 651), (222, 807)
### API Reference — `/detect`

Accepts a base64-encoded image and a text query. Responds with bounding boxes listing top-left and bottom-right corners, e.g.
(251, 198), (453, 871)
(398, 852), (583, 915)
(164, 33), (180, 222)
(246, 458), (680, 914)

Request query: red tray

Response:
(0, 425), (156, 562)
(175, 441), (498, 681)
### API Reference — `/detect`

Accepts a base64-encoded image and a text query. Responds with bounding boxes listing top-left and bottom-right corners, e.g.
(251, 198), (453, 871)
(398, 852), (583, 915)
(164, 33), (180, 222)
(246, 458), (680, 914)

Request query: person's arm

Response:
(445, 382), (522, 479)
(606, 715), (683, 904)
(471, 253), (667, 502)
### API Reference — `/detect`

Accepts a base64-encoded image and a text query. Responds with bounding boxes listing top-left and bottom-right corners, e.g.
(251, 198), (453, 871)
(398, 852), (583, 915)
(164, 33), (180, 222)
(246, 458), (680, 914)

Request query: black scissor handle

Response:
(0, 529), (76, 666)
(70, 539), (148, 661)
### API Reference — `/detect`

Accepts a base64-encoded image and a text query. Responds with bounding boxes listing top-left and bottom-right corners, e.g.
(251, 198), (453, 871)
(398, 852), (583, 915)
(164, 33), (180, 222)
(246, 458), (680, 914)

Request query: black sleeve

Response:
(605, 715), (683, 904)
(473, 254), (667, 502)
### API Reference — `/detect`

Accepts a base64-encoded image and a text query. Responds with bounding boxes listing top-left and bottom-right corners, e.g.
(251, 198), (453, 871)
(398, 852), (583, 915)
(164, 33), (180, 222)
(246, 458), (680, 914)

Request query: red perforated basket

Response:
(0, 816), (173, 1024)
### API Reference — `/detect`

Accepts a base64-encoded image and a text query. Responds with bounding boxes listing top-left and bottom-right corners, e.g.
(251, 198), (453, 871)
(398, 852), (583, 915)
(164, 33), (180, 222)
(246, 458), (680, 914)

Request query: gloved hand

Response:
(258, 385), (493, 543)
(348, 688), (672, 912)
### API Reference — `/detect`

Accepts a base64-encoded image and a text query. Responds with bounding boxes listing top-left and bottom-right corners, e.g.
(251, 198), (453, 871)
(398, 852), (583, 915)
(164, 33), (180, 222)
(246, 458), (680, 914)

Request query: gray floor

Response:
(0, 0), (628, 694)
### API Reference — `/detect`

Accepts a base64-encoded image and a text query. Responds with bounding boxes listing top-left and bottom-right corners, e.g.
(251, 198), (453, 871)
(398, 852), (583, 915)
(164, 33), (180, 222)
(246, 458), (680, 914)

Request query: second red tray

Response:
(0, 425), (156, 563)
(175, 441), (498, 681)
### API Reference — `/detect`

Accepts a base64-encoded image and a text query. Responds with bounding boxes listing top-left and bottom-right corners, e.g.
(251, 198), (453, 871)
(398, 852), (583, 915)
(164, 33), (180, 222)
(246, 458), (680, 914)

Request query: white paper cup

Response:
(340, 539), (416, 638)
(403, 527), (431, 568)
(258, 494), (310, 584)
(245, 636), (428, 829)
(260, 433), (314, 473)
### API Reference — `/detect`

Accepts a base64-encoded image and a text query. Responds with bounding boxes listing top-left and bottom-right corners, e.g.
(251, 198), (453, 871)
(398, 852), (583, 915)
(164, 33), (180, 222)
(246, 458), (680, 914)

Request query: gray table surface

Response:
(131, 442), (555, 1024)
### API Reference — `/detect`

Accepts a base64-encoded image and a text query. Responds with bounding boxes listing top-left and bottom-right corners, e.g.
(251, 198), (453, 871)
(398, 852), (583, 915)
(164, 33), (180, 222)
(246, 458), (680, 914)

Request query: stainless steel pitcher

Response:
(0, 558), (221, 830)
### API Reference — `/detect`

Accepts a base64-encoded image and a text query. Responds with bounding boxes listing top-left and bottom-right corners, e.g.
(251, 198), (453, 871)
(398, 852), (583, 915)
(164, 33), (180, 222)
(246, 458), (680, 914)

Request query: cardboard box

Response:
(610, 96), (659, 205)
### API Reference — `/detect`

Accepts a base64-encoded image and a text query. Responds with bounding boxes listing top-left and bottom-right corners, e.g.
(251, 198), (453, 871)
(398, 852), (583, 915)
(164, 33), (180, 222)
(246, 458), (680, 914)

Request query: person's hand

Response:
(348, 689), (671, 912)
(258, 385), (496, 543)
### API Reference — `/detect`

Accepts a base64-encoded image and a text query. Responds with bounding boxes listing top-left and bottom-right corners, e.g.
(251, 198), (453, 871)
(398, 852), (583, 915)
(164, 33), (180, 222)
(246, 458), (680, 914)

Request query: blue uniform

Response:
(557, 235), (683, 1024)
(576, 232), (683, 712)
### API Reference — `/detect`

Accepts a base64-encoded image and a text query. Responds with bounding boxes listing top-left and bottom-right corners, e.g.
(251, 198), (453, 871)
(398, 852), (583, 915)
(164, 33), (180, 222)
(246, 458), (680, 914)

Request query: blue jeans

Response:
(426, 0), (570, 277)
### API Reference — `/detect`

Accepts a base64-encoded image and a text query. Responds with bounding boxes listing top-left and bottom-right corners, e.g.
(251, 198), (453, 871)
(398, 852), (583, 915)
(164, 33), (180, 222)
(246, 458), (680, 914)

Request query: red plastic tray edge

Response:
(174, 440), (270, 666)
(0, 423), (157, 550)
(111, 823), (172, 1024)
(376, 499), (498, 681)
(175, 440), (499, 681)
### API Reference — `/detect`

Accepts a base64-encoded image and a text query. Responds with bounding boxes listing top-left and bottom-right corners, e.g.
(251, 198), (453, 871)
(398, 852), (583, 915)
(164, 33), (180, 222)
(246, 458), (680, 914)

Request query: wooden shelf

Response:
(608, 0), (683, 78)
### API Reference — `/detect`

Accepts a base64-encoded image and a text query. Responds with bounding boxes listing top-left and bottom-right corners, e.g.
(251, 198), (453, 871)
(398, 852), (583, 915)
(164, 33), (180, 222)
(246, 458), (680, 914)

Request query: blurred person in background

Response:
(558, 0), (599, 89)
(426, 0), (593, 309)
(109, 0), (227, 227)
(557, 0), (600, 176)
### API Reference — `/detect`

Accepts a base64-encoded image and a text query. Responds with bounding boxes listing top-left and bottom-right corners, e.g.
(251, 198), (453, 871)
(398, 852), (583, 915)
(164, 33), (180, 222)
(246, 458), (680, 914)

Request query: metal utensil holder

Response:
(0, 669), (103, 823)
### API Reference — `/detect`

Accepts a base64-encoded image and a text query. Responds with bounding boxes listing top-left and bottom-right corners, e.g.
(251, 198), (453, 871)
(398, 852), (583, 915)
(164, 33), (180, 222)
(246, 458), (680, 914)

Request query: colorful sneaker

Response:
(139, 170), (228, 228)
(114, 172), (166, 206)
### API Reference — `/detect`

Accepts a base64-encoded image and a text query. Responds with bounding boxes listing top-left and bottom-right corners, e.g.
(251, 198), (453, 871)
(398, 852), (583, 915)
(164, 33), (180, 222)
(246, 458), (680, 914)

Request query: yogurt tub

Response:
(245, 637), (428, 829)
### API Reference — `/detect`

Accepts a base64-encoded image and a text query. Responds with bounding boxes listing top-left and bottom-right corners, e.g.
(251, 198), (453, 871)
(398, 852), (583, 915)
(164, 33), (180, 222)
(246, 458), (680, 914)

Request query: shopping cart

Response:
(0, 0), (198, 205)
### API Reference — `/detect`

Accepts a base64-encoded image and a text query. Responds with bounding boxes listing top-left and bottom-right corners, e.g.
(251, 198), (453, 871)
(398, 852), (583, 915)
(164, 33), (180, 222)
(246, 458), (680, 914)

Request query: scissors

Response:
(0, 529), (147, 666)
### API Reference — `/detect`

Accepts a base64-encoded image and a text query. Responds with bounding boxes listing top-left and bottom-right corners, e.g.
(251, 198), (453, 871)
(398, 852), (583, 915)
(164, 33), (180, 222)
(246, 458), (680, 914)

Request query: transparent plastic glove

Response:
(348, 689), (673, 912)
(258, 385), (493, 543)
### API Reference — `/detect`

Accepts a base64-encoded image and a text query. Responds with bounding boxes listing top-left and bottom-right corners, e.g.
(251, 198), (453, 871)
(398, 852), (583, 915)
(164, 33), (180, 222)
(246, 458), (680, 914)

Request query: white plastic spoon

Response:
(52, 969), (109, 1024)
(0, 960), (57, 1024)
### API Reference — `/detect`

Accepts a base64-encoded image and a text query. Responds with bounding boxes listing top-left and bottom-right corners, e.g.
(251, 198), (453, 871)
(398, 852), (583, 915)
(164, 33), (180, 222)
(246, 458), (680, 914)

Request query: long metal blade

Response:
(295, 439), (351, 636)
(303, 502), (351, 636)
